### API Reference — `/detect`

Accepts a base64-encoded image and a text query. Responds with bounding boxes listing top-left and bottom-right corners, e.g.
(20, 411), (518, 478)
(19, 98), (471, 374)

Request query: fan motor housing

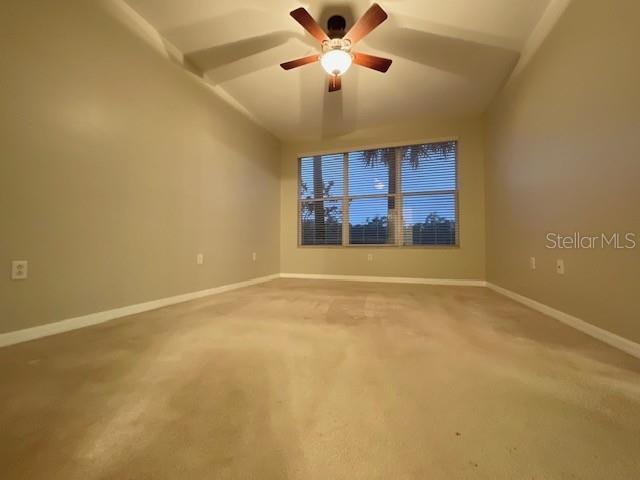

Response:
(327, 15), (347, 38)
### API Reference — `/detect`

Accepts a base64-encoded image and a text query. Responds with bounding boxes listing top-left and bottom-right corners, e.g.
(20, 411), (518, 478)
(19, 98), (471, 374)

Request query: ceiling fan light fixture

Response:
(320, 49), (352, 76)
(281, 4), (391, 92)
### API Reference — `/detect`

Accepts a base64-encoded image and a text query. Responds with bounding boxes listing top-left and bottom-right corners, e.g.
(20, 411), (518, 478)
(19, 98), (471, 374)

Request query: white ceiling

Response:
(125, 0), (553, 141)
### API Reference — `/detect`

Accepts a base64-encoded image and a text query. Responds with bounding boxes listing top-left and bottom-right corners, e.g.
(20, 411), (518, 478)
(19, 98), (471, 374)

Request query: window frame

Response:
(297, 138), (460, 249)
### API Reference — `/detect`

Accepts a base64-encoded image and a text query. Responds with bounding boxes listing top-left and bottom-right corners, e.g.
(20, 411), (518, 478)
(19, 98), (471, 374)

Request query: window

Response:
(299, 140), (458, 247)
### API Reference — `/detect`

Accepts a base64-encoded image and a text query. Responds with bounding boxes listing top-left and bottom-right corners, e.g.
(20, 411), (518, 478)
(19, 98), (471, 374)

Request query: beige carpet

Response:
(1, 279), (639, 479)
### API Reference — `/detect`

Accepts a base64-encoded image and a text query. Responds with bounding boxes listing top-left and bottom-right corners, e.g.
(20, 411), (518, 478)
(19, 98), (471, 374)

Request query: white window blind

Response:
(299, 141), (458, 247)
(299, 154), (344, 245)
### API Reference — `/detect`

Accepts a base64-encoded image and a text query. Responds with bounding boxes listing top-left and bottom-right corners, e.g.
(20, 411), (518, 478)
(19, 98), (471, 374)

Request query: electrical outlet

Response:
(556, 259), (565, 275)
(530, 257), (536, 270)
(11, 260), (28, 280)
(252, 252), (257, 262)
(196, 254), (204, 265)
(367, 253), (373, 262)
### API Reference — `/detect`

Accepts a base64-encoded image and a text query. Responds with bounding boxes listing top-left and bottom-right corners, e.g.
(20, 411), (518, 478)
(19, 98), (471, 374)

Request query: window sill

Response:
(297, 244), (460, 249)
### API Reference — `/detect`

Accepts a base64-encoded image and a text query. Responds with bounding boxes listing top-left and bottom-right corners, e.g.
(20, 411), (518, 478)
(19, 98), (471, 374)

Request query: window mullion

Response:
(342, 152), (349, 246)
(298, 158), (302, 246)
(394, 147), (403, 246)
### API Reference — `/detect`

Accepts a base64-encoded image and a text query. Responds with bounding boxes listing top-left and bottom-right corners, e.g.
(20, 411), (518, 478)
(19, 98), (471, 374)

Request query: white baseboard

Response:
(280, 273), (487, 287)
(487, 283), (640, 360)
(4, 273), (637, 361)
(0, 274), (279, 348)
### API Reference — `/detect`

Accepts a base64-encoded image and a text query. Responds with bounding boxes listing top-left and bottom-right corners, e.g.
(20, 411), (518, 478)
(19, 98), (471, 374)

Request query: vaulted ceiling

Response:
(125, 0), (553, 141)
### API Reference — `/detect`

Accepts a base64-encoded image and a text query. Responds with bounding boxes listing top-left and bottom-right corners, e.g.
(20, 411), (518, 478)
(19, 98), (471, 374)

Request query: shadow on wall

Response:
(366, 15), (520, 82)
(186, 32), (316, 84)
(100, 0), (280, 158)
(183, 2), (365, 141)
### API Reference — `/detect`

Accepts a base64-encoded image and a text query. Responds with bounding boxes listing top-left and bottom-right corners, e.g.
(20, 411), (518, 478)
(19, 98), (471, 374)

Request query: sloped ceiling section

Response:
(125, 0), (552, 141)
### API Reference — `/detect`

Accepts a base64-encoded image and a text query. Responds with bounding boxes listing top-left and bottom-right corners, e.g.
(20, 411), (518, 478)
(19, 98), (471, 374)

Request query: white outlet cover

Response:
(252, 252), (257, 261)
(11, 260), (28, 280)
(530, 257), (536, 270)
(196, 254), (204, 265)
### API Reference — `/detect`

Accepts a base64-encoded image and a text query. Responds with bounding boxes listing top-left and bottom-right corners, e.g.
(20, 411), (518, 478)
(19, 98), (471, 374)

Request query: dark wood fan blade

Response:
(352, 52), (392, 72)
(343, 4), (388, 45)
(328, 75), (342, 92)
(280, 54), (320, 70)
(290, 8), (330, 43)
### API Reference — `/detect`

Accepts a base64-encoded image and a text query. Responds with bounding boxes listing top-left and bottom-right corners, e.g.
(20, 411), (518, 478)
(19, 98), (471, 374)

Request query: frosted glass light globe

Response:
(320, 49), (353, 76)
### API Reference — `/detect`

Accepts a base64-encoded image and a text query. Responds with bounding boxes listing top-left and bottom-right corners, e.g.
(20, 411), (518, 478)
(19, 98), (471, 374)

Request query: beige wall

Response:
(0, 0), (280, 333)
(4, 0), (637, 345)
(280, 118), (486, 280)
(486, 0), (640, 341)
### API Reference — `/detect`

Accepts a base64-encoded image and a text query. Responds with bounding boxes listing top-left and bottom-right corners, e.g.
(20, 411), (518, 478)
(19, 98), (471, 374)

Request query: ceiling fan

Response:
(280, 4), (392, 92)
